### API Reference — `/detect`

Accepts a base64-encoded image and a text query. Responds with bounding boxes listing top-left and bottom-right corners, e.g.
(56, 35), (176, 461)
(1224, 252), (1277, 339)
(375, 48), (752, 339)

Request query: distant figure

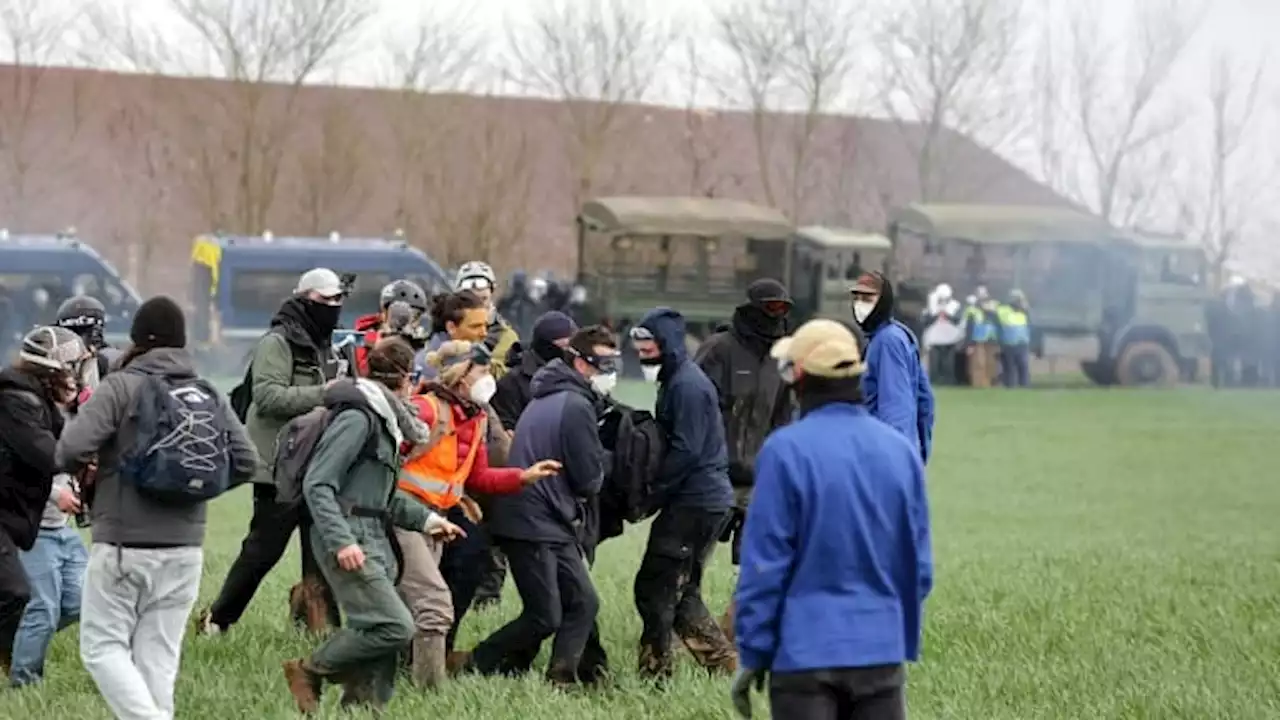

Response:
(996, 290), (1031, 388)
(921, 284), (963, 386)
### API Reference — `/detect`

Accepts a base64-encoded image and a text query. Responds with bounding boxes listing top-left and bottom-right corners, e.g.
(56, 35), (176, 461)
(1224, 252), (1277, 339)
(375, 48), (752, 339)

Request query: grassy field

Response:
(6, 381), (1280, 719)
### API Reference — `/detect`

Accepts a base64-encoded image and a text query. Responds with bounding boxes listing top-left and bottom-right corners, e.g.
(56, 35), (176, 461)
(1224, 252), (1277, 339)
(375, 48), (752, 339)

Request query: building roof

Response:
(580, 196), (792, 239)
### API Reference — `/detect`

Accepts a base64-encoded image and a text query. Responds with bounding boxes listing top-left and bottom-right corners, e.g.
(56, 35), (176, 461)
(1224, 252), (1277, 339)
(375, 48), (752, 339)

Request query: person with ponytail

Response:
(394, 339), (560, 685)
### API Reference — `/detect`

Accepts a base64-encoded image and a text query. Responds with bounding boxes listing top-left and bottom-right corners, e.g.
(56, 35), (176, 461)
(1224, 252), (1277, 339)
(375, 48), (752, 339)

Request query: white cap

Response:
(936, 283), (953, 299)
(1228, 274), (1246, 287)
(295, 268), (344, 298)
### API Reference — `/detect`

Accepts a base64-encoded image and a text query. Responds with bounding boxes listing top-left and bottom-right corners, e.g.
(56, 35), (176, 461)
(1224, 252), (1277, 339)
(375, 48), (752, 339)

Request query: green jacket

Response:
(246, 332), (327, 484)
(488, 321), (520, 380)
(304, 408), (431, 579)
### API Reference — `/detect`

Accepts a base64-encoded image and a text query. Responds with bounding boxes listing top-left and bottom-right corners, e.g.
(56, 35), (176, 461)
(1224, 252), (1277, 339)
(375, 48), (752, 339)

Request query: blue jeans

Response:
(1001, 344), (1031, 387)
(10, 526), (87, 686)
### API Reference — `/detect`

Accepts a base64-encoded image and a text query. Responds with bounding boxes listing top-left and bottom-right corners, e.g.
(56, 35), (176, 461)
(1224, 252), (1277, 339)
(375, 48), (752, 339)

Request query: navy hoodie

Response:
(638, 307), (734, 511)
(485, 359), (605, 545)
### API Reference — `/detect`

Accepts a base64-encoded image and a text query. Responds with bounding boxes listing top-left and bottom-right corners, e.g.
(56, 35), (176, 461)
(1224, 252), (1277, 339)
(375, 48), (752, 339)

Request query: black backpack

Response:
(271, 405), (378, 509)
(118, 370), (233, 505)
(600, 403), (667, 523)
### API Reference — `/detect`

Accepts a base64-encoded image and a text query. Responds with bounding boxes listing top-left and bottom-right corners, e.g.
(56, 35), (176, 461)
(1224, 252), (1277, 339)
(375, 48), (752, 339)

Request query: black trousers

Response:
(770, 665), (907, 720)
(209, 483), (335, 628)
(469, 539), (599, 678)
(634, 506), (729, 658)
(473, 545), (507, 606)
(0, 530), (31, 664)
(440, 505), (488, 651)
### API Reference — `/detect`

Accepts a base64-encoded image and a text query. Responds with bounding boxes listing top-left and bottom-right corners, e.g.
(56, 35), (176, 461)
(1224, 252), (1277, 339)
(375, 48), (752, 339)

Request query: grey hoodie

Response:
(55, 348), (259, 547)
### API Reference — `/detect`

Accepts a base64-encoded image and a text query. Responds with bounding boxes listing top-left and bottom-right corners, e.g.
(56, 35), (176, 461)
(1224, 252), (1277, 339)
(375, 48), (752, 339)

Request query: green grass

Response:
(6, 382), (1280, 719)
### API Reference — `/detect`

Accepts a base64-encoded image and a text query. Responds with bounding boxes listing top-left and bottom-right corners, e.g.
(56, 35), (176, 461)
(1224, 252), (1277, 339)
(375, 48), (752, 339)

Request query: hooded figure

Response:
(629, 307), (737, 678)
(850, 272), (935, 463)
(496, 271), (541, 343)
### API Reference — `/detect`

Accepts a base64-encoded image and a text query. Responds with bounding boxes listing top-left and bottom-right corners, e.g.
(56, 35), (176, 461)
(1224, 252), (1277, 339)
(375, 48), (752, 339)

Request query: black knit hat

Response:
(130, 296), (187, 350)
(747, 278), (791, 306)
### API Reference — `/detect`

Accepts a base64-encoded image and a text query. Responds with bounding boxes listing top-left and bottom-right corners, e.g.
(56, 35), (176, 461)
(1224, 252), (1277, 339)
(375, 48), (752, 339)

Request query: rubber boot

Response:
(637, 641), (673, 681)
(410, 634), (448, 689)
(282, 659), (322, 713)
(677, 615), (739, 674)
(545, 658), (579, 691)
(445, 649), (473, 677)
(289, 580), (332, 634)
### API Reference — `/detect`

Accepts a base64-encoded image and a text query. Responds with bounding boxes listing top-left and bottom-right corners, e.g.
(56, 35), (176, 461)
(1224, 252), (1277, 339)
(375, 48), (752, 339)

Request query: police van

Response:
(0, 228), (142, 357)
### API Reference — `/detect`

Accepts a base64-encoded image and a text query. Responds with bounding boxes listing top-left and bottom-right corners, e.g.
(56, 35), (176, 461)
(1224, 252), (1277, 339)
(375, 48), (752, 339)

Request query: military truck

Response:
(0, 228), (142, 357)
(190, 231), (453, 371)
(575, 196), (795, 351)
(788, 225), (892, 323)
(886, 204), (1211, 386)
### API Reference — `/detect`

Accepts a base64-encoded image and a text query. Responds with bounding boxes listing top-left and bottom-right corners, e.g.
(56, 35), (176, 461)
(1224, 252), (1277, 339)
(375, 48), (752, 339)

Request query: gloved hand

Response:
(730, 666), (767, 718)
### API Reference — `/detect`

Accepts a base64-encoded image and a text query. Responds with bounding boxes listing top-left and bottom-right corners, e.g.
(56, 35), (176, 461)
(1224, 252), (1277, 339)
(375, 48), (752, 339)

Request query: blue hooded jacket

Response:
(863, 319), (935, 463)
(637, 307), (734, 511)
(735, 402), (933, 674)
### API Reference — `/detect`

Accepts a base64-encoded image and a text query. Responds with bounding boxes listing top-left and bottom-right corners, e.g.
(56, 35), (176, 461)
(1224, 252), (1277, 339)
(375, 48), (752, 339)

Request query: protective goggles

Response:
(572, 348), (621, 375)
(457, 276), (494, 293)
(628, 326), (655, 342)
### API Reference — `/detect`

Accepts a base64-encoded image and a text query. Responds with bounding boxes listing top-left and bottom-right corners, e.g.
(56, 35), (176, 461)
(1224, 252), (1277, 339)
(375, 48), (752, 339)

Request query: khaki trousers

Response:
(969, 343), (998, 388)
(394, 529), (453, 636)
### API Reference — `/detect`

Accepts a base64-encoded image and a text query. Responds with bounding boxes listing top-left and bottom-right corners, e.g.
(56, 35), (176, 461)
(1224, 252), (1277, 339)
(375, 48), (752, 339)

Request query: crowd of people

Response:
(0, 260), (936, 720)
(919, 283), (1032, 388)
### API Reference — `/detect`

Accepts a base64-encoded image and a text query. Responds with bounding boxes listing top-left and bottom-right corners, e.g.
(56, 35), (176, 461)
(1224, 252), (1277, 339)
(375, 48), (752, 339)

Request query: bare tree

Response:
(874, 0), (1025, 203)
(504, 0), (673, 212)
(0, 0), (84, 224)
(1176, 52), (1270, 280)
(716, 0), (862, 219)
(420, 99), (536, 271)
(1040, 0), (1203, 226)
(296, 97), (370, 234)
(90, 0), (373, 232)
(379, 7), (488, 243)
(679, 41), (728, 197)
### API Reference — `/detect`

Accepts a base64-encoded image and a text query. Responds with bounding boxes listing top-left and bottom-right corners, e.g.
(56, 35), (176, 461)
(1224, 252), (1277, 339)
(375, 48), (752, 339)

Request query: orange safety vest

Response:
(397, 393), (488, 511)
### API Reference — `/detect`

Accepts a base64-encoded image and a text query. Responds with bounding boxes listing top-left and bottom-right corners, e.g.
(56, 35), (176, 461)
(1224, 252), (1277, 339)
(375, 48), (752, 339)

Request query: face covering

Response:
(304, 299), (344, 332)
(469, 373), (497, 405)
(590, 371), (618, 395)
(853, 300), (876, 323)
(641, 363), (661, 383)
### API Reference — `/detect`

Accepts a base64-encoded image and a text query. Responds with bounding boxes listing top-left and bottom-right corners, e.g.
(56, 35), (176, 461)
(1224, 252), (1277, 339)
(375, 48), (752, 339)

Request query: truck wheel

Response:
(1080, 360), (1115, 386)
(1115, 341), (1179, 387)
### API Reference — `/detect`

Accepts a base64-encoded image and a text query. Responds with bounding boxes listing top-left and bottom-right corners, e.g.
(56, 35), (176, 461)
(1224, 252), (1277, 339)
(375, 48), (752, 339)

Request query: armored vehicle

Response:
(575, 196), (795, 350)
(887, 204), (1210, 386)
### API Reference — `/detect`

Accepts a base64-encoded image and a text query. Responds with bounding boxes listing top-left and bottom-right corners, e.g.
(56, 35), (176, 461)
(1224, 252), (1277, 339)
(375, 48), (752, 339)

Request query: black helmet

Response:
(55, 295), (107, 349)
(379, 280), (428, 312)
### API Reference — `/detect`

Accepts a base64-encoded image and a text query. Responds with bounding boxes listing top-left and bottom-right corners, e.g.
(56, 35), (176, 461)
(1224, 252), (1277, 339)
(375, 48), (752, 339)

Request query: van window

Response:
(229, 271), (392, 318)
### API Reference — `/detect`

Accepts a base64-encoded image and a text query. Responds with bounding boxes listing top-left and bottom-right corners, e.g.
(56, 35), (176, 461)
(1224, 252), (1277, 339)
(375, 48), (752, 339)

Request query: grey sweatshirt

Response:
(55, 348), (259, 547)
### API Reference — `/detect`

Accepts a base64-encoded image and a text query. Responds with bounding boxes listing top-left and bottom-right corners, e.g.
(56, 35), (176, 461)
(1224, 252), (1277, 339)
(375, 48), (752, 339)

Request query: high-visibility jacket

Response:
(963, 305), (996, 343)
(397, 393), (523, 511)
(996, 305), (1030, 345)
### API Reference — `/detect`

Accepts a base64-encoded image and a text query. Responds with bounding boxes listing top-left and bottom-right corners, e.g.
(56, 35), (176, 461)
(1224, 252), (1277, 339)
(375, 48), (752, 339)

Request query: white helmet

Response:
(455, 261), (496, 292)
(20, 325), (86, 372)
(935, 283), (953, 300)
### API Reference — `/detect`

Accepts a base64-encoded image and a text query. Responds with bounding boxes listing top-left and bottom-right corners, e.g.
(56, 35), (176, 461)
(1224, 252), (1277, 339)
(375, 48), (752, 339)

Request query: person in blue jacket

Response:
(730, 318), (933, 720)
(851, 271), (935, 463)
(629, 307), (738, 679)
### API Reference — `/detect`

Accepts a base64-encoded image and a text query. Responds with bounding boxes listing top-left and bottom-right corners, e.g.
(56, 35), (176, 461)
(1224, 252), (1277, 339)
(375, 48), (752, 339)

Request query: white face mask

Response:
(853, 300), (876, 323)
(641, 364), (661, 383)
(590, 371), (618, 395)
(469, 373), (497, 405)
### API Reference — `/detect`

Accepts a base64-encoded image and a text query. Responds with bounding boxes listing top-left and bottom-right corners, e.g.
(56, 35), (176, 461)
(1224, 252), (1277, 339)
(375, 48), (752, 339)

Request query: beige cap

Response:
(769, 319), (865, 379)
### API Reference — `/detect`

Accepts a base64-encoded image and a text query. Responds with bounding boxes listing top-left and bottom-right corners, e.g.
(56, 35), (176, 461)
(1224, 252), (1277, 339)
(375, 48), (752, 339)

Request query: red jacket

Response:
(353, 314), (381, 376)
(405, 394), (523, 495)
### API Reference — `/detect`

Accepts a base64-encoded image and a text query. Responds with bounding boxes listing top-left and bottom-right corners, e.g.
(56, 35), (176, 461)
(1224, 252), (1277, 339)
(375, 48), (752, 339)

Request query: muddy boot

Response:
(290, 580), (332, 634)
(282, 659), (322, 713)
(637, 641), (674, 682)
(545, 658), (579, 691)
(720, 601), (736, 645)
(339, 674), (383, 712)
(445, 649), (472, 677)
(677, 616), (739, 674)
(410, 634), (448, 689)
